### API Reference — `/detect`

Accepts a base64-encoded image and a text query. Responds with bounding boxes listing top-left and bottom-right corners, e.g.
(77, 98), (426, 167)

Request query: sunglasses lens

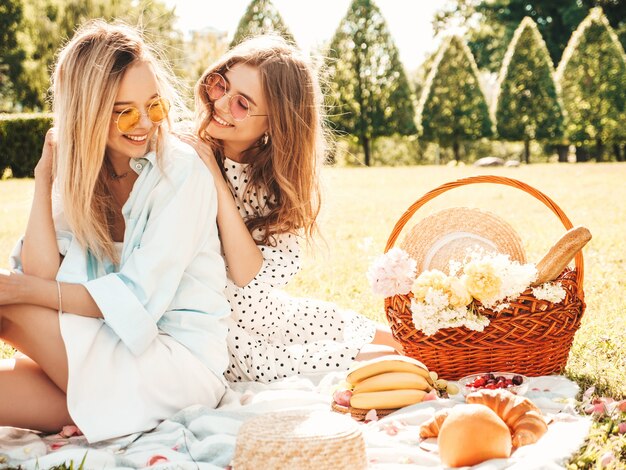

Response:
(117, 107), (140, 132)
(230, 95), (250, 121)
(206, 74), (226, 100)
(148, 98), (169, 123)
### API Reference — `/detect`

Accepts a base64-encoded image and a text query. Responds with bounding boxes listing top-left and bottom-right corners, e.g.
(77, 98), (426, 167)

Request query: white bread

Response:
(533, 226), (591, 286)
(438, 404), (512, 467)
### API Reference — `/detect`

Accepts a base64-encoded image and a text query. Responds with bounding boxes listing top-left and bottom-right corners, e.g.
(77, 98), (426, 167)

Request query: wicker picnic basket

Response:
(384, 175), (586, 380)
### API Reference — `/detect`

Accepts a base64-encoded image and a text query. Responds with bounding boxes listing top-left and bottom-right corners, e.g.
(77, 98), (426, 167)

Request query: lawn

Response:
(1, 162), (625, 467)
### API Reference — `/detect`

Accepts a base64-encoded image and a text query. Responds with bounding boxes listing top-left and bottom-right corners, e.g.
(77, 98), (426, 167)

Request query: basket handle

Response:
(384, 175), (584, 296)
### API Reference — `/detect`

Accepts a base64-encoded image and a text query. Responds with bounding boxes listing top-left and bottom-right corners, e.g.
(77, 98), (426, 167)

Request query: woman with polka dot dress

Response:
(178, 35), (402, 383)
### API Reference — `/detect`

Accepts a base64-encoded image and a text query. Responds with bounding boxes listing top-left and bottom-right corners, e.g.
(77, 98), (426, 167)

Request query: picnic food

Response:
(346, 355), (432, 385)
(340, 355), (435, 411)
(350, 389), (429, 409)
(419, 390), (548, 466)
(532, 226), (591, 286)
(459, 372), (529, 396)
(352, 372), (432, 394)
(466, 389), (548, 447)
(419, 409), (450, 439)
(437, 404), (512, 467)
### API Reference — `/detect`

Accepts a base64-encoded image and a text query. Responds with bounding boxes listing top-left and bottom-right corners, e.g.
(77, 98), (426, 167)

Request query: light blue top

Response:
(11, 135), (229, 380)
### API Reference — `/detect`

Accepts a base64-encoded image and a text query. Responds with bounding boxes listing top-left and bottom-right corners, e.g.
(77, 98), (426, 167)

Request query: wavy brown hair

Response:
(195, 35), (325, 245)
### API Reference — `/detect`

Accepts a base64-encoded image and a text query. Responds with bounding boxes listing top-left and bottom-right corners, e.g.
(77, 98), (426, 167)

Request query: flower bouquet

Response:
(368, 247), (566, 337)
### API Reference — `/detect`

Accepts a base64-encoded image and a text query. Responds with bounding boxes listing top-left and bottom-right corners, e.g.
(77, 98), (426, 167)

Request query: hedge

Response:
(0, 113), (53, 178)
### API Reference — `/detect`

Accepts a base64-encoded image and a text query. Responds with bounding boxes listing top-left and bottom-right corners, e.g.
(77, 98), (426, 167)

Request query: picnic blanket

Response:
(0, 374), (591, 469)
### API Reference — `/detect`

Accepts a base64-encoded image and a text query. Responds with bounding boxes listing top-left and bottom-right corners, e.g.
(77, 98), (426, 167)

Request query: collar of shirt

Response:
(129, 150), (156, 175)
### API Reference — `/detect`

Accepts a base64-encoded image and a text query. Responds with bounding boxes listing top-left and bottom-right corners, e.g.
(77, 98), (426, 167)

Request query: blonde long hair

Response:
(52, 20), (182, 263)
(195, 35), (325, 244)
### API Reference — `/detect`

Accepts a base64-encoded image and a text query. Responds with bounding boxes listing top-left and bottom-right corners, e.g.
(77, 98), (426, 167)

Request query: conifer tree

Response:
(325, 0), (416, 166)
(494, 17), (564, 163)
(556, 7), (626, 161)
(417, 35), (493, 162)
(230, 0), (294, 48)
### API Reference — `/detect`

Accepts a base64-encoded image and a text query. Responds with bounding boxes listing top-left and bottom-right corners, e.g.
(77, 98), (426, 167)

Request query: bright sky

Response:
(163, 0), (447, 71)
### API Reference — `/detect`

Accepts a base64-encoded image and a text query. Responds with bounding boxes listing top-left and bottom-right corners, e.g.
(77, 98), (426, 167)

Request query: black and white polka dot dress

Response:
(221, 157), (377, 383)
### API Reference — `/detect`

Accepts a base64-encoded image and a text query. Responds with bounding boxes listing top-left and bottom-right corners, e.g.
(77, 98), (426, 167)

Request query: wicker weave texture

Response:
(232, 410), (367, 470)
(383, 176), (586, 380)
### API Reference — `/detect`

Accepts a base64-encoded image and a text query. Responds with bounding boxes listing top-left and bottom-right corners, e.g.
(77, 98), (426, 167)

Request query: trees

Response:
(417, 35), (493, 161)
(556, 7), (626, 162)
(230, 0), (294, 48)
(0, 0), (24, 111)
(435, 0), (626, 73)
(325, 0), (416, 166)
(7, 0), (181, 111)
(494, 17), (564, 163)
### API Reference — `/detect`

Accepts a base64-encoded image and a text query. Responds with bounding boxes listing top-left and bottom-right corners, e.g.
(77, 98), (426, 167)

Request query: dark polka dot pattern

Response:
(221, 157), (377, 383)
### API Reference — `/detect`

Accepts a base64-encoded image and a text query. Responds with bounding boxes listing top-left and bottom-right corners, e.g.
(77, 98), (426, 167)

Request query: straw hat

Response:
(231, 410), (367, 470)
(400, 207), (526, 274)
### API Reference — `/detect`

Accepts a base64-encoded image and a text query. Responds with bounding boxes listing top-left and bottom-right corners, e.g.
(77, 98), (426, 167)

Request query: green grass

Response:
(1, 163), (625, 467)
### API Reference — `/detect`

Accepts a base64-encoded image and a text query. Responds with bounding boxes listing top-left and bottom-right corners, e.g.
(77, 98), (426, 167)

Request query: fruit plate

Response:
(458, 372), (530, 396)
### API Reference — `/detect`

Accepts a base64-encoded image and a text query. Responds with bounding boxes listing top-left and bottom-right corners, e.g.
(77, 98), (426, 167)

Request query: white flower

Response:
(532, 282), (567, 304)
(410, 296), (489, 337)
(367, 248), (417, 297)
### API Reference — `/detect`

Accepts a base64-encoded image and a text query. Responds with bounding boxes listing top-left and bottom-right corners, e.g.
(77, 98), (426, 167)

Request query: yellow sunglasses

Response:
(113, 97), (170, 133)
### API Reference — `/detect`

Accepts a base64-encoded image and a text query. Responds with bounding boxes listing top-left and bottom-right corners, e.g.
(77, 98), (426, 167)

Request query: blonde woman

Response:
(0, 21), (228, 442)
(178, 35), (401, 384)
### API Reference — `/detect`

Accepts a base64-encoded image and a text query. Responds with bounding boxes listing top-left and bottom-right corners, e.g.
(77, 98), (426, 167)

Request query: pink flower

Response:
(585, 402), (608, 415)
(333, 388), (353, 407)
(618, 422), (626, 434)
(364, 409), (378, 422)
(147, 455), (169, 466)
(383, 423), (399, 436)
(600, 451), (615, 467)
(616, 400), (626, 412)
(367, 248), (416, 297)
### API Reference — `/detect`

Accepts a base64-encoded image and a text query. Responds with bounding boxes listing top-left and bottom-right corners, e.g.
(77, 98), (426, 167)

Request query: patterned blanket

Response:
(0, 374), (591, 469)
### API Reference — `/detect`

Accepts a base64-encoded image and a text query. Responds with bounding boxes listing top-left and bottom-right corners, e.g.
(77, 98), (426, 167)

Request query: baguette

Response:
(532, 226), (591, 286)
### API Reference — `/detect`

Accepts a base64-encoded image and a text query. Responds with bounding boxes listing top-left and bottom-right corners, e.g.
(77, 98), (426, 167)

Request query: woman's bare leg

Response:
(371, 325), (404, 352)
(0, 304), (73, 431)
(354, 325), (403, 361)
(0, 304), (69, 391)
(0, 357), (73, 432)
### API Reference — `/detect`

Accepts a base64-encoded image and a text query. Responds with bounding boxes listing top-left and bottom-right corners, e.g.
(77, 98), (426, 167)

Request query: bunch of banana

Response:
(345, 356), (435, 410)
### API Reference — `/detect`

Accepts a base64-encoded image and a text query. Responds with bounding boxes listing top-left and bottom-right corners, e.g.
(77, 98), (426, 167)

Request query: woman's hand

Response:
(34, 128), (56, 188)
(175, 132), (222, 179)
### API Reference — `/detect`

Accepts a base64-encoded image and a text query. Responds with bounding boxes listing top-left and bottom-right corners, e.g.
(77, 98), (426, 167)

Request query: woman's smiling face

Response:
(205, 62), (269, 160)
(107, 60), (162, 161)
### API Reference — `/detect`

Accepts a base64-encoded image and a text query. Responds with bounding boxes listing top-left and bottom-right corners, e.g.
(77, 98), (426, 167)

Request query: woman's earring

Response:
(262, 132), (269, 146)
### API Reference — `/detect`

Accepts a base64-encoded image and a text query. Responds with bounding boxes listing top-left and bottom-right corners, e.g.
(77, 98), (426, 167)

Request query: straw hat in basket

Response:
(231, 410), (367, 470)
(400, 207), (526, 274)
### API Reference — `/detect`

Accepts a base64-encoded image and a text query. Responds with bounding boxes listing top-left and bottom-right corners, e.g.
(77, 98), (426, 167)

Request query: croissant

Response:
(419, 409), (450, 438)
(466, 389), (548, 447)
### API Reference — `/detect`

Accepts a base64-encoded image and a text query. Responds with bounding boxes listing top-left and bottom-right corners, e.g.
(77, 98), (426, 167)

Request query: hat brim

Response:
(400, 207), (526, 274)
